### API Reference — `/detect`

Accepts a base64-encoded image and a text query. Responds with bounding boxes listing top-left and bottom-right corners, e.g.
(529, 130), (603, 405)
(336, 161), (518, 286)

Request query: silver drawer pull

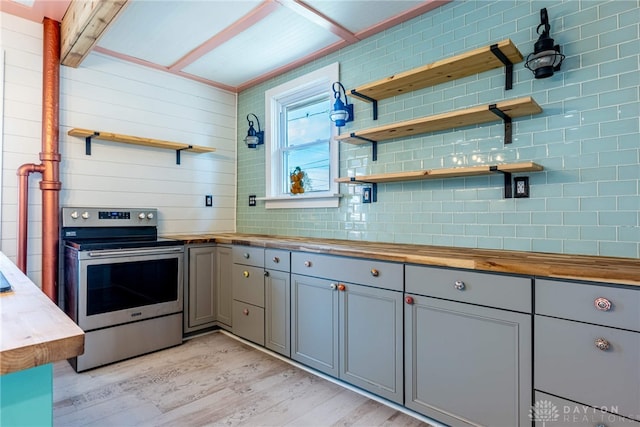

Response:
(370, 269), (379, 277)
(273, 256), (280, 263)
(243, 252), (250, 259)
(329, 283), (337, 290)
(304, 260), (312, 267)
(594, 297), (612, 312)
(595, 337), (610, 351)
(454, 280), (465, 291)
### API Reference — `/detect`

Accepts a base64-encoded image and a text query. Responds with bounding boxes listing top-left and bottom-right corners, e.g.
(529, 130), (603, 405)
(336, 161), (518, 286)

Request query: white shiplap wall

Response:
(1, 13), (238, 287)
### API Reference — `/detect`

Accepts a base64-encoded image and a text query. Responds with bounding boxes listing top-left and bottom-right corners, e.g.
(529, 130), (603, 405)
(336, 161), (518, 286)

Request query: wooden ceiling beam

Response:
(61, 0), (128, 67)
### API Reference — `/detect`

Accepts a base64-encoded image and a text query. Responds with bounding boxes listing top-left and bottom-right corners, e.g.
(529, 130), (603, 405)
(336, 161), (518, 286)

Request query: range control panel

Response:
(61, 207), (158, 227)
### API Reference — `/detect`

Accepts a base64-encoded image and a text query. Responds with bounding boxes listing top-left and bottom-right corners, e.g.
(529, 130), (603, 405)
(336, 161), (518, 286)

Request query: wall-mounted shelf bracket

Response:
(488, 104), (513, 144)
(176, 146), (192, 165)
(84, 132), (99, 155)
(348, 177), (378, 202)
(350, 134), (378, 161)
(490, 44), (514, 90)
(350, 90), (378, 120)
(490, 165), (513, 198)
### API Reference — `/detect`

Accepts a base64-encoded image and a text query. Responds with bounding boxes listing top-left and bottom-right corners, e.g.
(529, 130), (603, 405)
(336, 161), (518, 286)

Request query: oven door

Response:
(76, 246), (183, 331)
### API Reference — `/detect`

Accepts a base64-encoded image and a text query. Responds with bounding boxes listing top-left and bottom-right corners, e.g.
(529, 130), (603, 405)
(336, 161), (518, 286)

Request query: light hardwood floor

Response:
(53, 331), (433, 427)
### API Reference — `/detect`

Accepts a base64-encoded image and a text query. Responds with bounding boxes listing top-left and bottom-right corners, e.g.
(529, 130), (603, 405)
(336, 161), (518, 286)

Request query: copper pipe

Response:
(16, 18), (61, 302)
(16, 163), (45, 272)
(40, 17), (62, 302)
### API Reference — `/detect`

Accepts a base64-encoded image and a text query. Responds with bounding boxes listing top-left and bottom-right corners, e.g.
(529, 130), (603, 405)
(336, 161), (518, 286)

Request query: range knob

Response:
(146, 212), (154, 220)
(138, 212), (146, 220)
(70, 211), (79, 219)
(81, 211), (90, 220)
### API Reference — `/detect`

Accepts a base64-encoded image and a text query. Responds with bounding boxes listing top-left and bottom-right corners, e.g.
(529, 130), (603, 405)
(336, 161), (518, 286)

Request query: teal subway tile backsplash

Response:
(236, 0), (640, 259)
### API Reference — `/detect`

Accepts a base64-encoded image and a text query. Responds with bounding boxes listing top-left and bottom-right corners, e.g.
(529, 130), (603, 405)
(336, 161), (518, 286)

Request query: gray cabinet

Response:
(340, 282), (403, 404)
(265, 249), (291, 357)
(535, 278), (640, 422)
(215, 245), (233, 329)
(291, 252), (404, 404)
(291, 273), (339, 377)
(232, 246), (265, 345)
(405, 265), (532, 427)
(184, 245), (217, 334)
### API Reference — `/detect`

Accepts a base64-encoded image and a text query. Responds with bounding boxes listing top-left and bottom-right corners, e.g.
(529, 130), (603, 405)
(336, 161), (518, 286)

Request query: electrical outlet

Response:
(362, 187), (372, 204)
(514, 177), (529, 198)
(249, 195), (256, 207)
(205, 195), (213, 206)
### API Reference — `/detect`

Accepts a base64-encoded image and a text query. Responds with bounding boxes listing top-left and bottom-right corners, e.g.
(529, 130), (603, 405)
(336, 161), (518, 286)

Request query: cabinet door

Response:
(265, 269), (290, 357)
(291, 274), (339, 377)
(405, 295), (532, 427)
(215, 246), (233, 328)
(187, 246), (217, 329)
(339, 283), (403, 404)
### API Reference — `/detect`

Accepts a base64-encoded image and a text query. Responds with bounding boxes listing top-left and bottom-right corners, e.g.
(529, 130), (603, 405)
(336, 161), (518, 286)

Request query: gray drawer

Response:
(291, 252), (402, 292)
(232, 264), (264, 307)
(535, 315), (640, 421)
(536, 278), (640, 332)
(265, 249), (290, 272)
(232, 300), (264, 346)
(232, 246), (264, 267)
(534, 391), (640, 427)
(405, 265), (532, 313)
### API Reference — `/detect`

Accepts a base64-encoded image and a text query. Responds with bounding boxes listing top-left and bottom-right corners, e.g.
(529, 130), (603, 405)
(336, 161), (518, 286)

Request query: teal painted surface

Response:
(237, 0), (640, 258)
(0, 364), (53, 427)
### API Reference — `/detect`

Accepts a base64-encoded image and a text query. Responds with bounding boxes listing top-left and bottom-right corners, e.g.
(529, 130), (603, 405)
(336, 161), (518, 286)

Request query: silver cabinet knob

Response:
(264, 271), (269, 277)
(594, 297), (612, 312)
(243, 252), (250, 259)
(454, 280), (465, 290)
(273, 256), (280, 263)
(242, 308), (249, 316)
(329, 283), (337, 290)
(595, 337), (610, 351)
(304, 260), (312, 267)
(371, 269), (379, 277)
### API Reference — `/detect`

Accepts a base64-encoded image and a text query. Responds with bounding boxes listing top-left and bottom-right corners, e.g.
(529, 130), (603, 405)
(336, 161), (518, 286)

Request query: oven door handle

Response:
(87, 247), (184, 257)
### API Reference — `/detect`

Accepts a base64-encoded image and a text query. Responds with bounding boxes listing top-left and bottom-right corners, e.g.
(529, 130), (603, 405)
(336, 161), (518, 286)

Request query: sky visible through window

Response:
(285, 98), (331, 193)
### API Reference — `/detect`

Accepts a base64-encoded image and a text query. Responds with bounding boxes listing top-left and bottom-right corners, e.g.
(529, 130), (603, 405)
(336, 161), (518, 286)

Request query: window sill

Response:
(258, 193), (342, 209)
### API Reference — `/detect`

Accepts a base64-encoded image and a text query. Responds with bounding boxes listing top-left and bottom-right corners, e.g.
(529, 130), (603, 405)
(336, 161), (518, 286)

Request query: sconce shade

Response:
(330, 82), (354, 128)
(525, 8), (565, 79)
(244, 114), (264, 148)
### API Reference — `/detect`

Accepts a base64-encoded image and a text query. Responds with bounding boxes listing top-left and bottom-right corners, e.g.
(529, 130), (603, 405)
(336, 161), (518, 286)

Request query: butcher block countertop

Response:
(167, 233), (640, 287)
(0, 252), (84, 375)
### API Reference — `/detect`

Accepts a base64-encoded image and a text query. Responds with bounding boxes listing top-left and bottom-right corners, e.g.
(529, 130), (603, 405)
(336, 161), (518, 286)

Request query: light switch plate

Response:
(205, 195), (213, 206)
(514, 177), (529, 198)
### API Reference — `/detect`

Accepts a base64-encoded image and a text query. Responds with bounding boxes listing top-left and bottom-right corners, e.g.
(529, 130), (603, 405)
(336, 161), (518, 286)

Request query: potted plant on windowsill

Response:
(290, 166), (307, 195)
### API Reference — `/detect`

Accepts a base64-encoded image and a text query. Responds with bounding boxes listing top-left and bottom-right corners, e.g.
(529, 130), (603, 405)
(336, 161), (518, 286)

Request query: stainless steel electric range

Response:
(60, 207), (184, 372)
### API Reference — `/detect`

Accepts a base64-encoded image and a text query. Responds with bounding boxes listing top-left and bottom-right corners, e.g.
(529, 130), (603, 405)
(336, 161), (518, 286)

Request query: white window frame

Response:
(263, 63), (340, 209)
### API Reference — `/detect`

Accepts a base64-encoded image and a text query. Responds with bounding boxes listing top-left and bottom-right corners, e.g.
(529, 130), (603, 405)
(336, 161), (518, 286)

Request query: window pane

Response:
(286, 98), (331, 147)
(284, 141), (330, 193)
(284, 97), (331, 193)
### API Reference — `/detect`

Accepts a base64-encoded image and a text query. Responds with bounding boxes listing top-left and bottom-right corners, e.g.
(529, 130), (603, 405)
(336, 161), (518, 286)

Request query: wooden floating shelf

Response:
(68, 128), (215, 165)
(336, 97), (541, 145)
(336, 162), (544, 201)
(350, 39), (523, 119)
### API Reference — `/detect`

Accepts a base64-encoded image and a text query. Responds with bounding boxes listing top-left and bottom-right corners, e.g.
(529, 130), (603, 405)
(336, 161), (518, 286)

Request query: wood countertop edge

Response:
(166, 234), (640, 287)
(0, 252), (85, 375)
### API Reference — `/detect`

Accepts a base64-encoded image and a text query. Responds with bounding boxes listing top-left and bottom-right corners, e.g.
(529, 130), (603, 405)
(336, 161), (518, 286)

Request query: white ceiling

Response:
(2, 0), (448, 93)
